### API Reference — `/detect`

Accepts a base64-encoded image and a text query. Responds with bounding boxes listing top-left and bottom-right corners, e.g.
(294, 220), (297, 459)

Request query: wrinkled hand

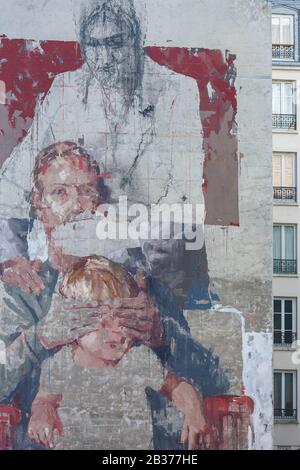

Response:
(0, 256), (45, 294)
(171, 381), (209, 450)
(28, 395), (63, 449)
(110, 272), (165, 348)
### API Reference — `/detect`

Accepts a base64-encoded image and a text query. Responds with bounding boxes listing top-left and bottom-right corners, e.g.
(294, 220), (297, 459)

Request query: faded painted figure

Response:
(27, 256), (211, 450)
(0, 0), (214, 308)
(0, 142), (233, 450)
(0, 0), (252, 452)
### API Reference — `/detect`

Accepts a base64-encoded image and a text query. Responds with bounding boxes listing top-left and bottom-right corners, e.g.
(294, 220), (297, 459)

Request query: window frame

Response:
(273, 152), (297, 188)
(273, 297), (297, 346)
(272, 81), (296, 116)
(273, 224), (297, 261)
(272, 14), (294, 46)
(274, 370), (297, 420)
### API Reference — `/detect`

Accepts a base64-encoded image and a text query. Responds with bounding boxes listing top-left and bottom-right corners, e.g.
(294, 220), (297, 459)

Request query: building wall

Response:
(273, 66), (300, 449)
(273, 0), (300, 450)
(0, 0), (272, 450)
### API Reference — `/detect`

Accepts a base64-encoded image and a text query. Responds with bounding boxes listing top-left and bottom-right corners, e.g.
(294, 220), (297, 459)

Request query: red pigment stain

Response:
(203, 394), (254, 450)
(41, 162), (48, 176)
(0, 36), (83, 157)
(0, 404), (21, 450)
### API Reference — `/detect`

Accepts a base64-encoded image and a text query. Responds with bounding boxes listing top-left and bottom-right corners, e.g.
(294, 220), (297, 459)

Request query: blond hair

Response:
(59, 255), (139, 305)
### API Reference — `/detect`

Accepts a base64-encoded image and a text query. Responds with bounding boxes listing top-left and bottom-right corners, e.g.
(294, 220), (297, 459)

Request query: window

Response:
(273, 225), (297, 274)
(272, 82), (296, 129)
(274, 298), (297, 346)
(272, 15), (295, 60)
(273, 153), (297, 202)
(274, 371), (297, 420)
(272, 15), (294, 45)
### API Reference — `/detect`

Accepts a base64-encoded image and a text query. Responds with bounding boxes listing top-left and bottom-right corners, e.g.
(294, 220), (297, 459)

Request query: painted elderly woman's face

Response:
(33, 154), (101, 227)
(81, 5), (139, 89)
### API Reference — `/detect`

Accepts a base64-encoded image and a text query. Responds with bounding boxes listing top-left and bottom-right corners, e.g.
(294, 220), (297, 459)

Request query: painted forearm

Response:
(32, 391), (62, 409)
(159, 372), (184, 402)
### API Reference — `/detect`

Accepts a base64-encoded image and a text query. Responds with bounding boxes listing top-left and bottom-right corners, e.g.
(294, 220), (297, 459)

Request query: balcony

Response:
(272, 44), (295, 60)
(274, 408), (297, 421)
(273, 114), (297, 130)
(273, 259), (297, 275)
(274, 331), (297, 347)
(273, 187), (297, 203)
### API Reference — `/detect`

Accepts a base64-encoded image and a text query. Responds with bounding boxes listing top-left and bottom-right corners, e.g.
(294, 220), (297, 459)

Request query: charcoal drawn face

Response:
(80, 1), (143, 95)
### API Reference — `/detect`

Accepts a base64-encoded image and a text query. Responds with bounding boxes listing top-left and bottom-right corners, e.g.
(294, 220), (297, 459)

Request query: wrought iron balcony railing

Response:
(273, 114), (297, 130)
(274, 408), (297, 421)
(273, 187), (297, 203)
(272, 44), (295, 60)
(273, 259), (297, 274)
(274, 331), (297, 346)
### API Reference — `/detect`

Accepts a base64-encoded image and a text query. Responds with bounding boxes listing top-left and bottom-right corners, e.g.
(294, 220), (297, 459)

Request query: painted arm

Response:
(28, 349), (65, 449)
(148, 278), (230, 397)
(0, 217), (47, 294)
(0, 327), (44, 403)
(28, 390), (64, 449)
(160, 372), (209, 450)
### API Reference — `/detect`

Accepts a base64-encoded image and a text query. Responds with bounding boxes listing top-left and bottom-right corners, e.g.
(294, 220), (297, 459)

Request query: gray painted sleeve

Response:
(0, 326), (41, 402)
(0, 218), (29, 264)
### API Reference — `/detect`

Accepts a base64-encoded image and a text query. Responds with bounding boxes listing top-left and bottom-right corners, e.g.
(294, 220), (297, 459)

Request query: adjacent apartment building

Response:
(272, 0), (300, 450)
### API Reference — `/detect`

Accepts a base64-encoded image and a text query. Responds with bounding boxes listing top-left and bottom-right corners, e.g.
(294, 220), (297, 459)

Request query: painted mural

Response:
(0, 0), (272, 451)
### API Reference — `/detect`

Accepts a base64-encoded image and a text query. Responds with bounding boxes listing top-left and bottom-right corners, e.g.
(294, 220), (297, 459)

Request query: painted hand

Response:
(0, 256), (45, 294)
(28, 394), (64, 449)
(111, 272), (165, 348)
(171, 381), (208, 450)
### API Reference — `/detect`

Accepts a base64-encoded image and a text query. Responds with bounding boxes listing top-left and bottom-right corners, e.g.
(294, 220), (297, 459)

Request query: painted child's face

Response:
(33, 154), (101, 227)
(70, 316), (132, 368)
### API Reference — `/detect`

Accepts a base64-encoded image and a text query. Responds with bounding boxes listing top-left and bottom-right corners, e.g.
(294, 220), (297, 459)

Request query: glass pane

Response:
(272, 16), (280, 43)
(284, 154), (294, 187)
(274, 299), (282, 313)
(273, 226), (282, 259)
(272, 83), (281, 114)
(273, 154), (282, 186)
(274, 313), (282, 330)
(274, 330), (282, 344)
(284, 330), (293, 344)
(285, 373), (294, 412)
(285, 300), (293, 313)
(285, 314), (293, 330)
(274, 373), (282, 413)
(285, 226), (295, 259)
(282, 83), (294, 115)
(281, 16), (293, 45)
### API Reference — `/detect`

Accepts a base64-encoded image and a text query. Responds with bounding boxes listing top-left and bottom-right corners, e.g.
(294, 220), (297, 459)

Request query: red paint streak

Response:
(41, 162), (48, 176)
(76, 155), (85, 171)
(203, 395), (254, 450)
(0, 36), (83, 161)
(96, 172), (112, 180)
(0, 405), (21, 450)
(202, 177), (209, 193)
